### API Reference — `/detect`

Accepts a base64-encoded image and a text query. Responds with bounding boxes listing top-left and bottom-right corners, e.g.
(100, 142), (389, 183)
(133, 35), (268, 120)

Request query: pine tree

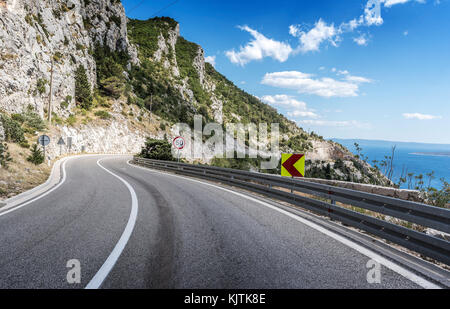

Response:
(0, 142), (12, 168)
(27, 143), (44, 165)
(75, 65), (93, 110)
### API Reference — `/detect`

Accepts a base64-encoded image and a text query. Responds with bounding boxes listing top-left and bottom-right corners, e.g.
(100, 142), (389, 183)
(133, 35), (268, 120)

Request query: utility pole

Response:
(149, 93), (153, 122)
(48, 56), (54, 123)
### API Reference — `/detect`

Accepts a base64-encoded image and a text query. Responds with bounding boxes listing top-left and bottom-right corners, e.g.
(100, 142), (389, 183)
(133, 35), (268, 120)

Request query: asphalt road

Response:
(0, 156), (428, 288)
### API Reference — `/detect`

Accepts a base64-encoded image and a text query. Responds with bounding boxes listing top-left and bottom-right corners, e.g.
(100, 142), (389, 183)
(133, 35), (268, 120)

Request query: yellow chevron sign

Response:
(281, 154), (305, 177)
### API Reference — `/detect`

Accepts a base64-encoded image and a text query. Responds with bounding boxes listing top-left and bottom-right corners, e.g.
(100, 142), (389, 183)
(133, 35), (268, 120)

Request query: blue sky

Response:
(122, 0), (450, 144)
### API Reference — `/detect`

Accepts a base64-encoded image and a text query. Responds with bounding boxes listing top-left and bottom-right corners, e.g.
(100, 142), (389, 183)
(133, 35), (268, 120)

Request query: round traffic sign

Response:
(173, 136), (185, 150)
(38, 135), (51, 147)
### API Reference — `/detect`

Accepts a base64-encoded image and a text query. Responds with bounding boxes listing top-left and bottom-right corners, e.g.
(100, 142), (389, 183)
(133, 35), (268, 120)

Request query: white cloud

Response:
(297, 120), (371, 129)
(288, 110), (320, 119)
(353, 34), (369, 46)
(205, 56), (216, 67)
(384, 0), (425, 8)
(290, 19), (340, 53)
(402, 113), (442, 120)
(261, 94), (307, 109)
(344, 75), (373, 83)
(225, 26), (293, 66)
(261, 71), (372, 98)
(335, 69), (373, 83)
(261, 95), (319, 119)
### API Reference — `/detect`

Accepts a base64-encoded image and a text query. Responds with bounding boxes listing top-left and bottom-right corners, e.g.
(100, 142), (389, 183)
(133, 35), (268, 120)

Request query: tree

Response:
(75, 65), (93, 110)
(0, 142), (12, 168)
(27, 144), (44, 165)
(99, 76), (125, 99)
(139, 138), (175, 161)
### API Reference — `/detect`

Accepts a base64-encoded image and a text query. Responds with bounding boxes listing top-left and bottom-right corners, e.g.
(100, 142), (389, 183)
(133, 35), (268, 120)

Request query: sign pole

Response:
(173, 136), (185, 163)
(38, 135), (51, 163)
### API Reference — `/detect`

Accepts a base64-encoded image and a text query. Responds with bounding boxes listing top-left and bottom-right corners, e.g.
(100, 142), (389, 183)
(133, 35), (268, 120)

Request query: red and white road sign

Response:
(173, 136), (186, 150)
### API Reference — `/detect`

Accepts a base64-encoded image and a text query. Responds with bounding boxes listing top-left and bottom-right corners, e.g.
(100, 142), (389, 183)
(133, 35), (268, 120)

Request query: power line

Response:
(127, 0), (180, 16)
(151, 0), (180, 17)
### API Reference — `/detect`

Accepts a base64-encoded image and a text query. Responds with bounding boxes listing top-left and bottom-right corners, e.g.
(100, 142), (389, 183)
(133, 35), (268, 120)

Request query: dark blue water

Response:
(332, 139), (450, 189)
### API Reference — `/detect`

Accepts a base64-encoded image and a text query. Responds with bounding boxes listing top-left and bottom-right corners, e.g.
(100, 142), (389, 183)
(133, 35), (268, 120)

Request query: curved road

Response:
(0, 156), (433, 288)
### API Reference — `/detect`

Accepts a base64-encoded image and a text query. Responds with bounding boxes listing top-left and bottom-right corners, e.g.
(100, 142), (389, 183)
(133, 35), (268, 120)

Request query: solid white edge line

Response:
(0, 158), (71, 218)
(127, 161), (441, 289)
(85, 159), (139, 289)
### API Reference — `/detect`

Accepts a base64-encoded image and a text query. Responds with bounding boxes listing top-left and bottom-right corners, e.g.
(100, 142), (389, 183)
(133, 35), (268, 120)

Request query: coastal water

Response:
(332, 139), (450, 189)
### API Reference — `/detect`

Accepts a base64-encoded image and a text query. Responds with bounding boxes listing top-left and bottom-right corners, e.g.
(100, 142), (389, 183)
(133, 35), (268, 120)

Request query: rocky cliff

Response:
(0, 0), (137, 117)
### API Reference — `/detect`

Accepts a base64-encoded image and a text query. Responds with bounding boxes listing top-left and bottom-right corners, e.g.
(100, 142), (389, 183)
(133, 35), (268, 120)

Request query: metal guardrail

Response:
(132, 157), (450, 265)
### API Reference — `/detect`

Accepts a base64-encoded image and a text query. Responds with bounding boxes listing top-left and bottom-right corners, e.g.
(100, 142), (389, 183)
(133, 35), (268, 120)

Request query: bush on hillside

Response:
(0, 114), (26, 144)
(139, 138), (174, 161)
(0, 142), (12, 168)
(27, 144), (45, 165)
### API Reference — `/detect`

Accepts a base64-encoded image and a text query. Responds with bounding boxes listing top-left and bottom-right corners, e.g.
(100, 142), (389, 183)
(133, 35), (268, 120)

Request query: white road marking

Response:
(0, 158), (71, 218)
(85, 159), (139, 289)
(128, 161), (441, 289)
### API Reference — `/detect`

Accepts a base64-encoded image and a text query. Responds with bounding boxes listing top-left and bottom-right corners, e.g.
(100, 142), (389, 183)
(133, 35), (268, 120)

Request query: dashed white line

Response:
(127, 161), (441, 289)
(85, 159), (139, 289)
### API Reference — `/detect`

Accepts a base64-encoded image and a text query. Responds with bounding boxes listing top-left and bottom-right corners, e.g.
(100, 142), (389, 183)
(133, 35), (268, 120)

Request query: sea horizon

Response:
(331, 138), (450, 190)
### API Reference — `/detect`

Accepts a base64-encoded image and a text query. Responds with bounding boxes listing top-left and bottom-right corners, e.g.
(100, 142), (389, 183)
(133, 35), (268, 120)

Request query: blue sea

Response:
(331, 139), (450, 189)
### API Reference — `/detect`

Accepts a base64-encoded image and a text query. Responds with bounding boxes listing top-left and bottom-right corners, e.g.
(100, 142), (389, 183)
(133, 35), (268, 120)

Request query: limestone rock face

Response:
(0, 0), (136, 117)
(55, 121), (146, 156)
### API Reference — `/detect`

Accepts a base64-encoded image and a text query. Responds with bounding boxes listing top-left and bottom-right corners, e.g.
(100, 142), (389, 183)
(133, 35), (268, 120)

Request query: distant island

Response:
(410, 152), (450, 157)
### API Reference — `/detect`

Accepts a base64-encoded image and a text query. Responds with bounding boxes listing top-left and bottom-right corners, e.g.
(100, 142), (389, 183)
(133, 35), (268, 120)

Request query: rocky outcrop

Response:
(0, 0), (136, 117)
(55, 121), (146, 155)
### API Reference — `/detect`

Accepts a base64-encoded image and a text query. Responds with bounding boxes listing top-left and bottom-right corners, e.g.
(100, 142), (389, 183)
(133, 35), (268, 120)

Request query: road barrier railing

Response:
(132, 157), (450, 265)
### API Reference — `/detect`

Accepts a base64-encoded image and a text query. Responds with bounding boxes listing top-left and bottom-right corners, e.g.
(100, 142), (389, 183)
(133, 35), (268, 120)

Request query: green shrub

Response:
(0, 114), (26, 143)
(21, 107), (46, 132)
(94, 110), (111, 120)
(0, 142), (12, 168)
(27, 144), (44, 165)
(67, 114), (77, 126)
(426, 179), (450, 208)
(139, 138), (174, 161)
(19, 140), (30, 148)
(52, 113), (63, 125)
(53, 51), (63, 63)
(99, 76), (125, 99)
(35, 78), (47, 95)
(60, 95), (72, 109)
